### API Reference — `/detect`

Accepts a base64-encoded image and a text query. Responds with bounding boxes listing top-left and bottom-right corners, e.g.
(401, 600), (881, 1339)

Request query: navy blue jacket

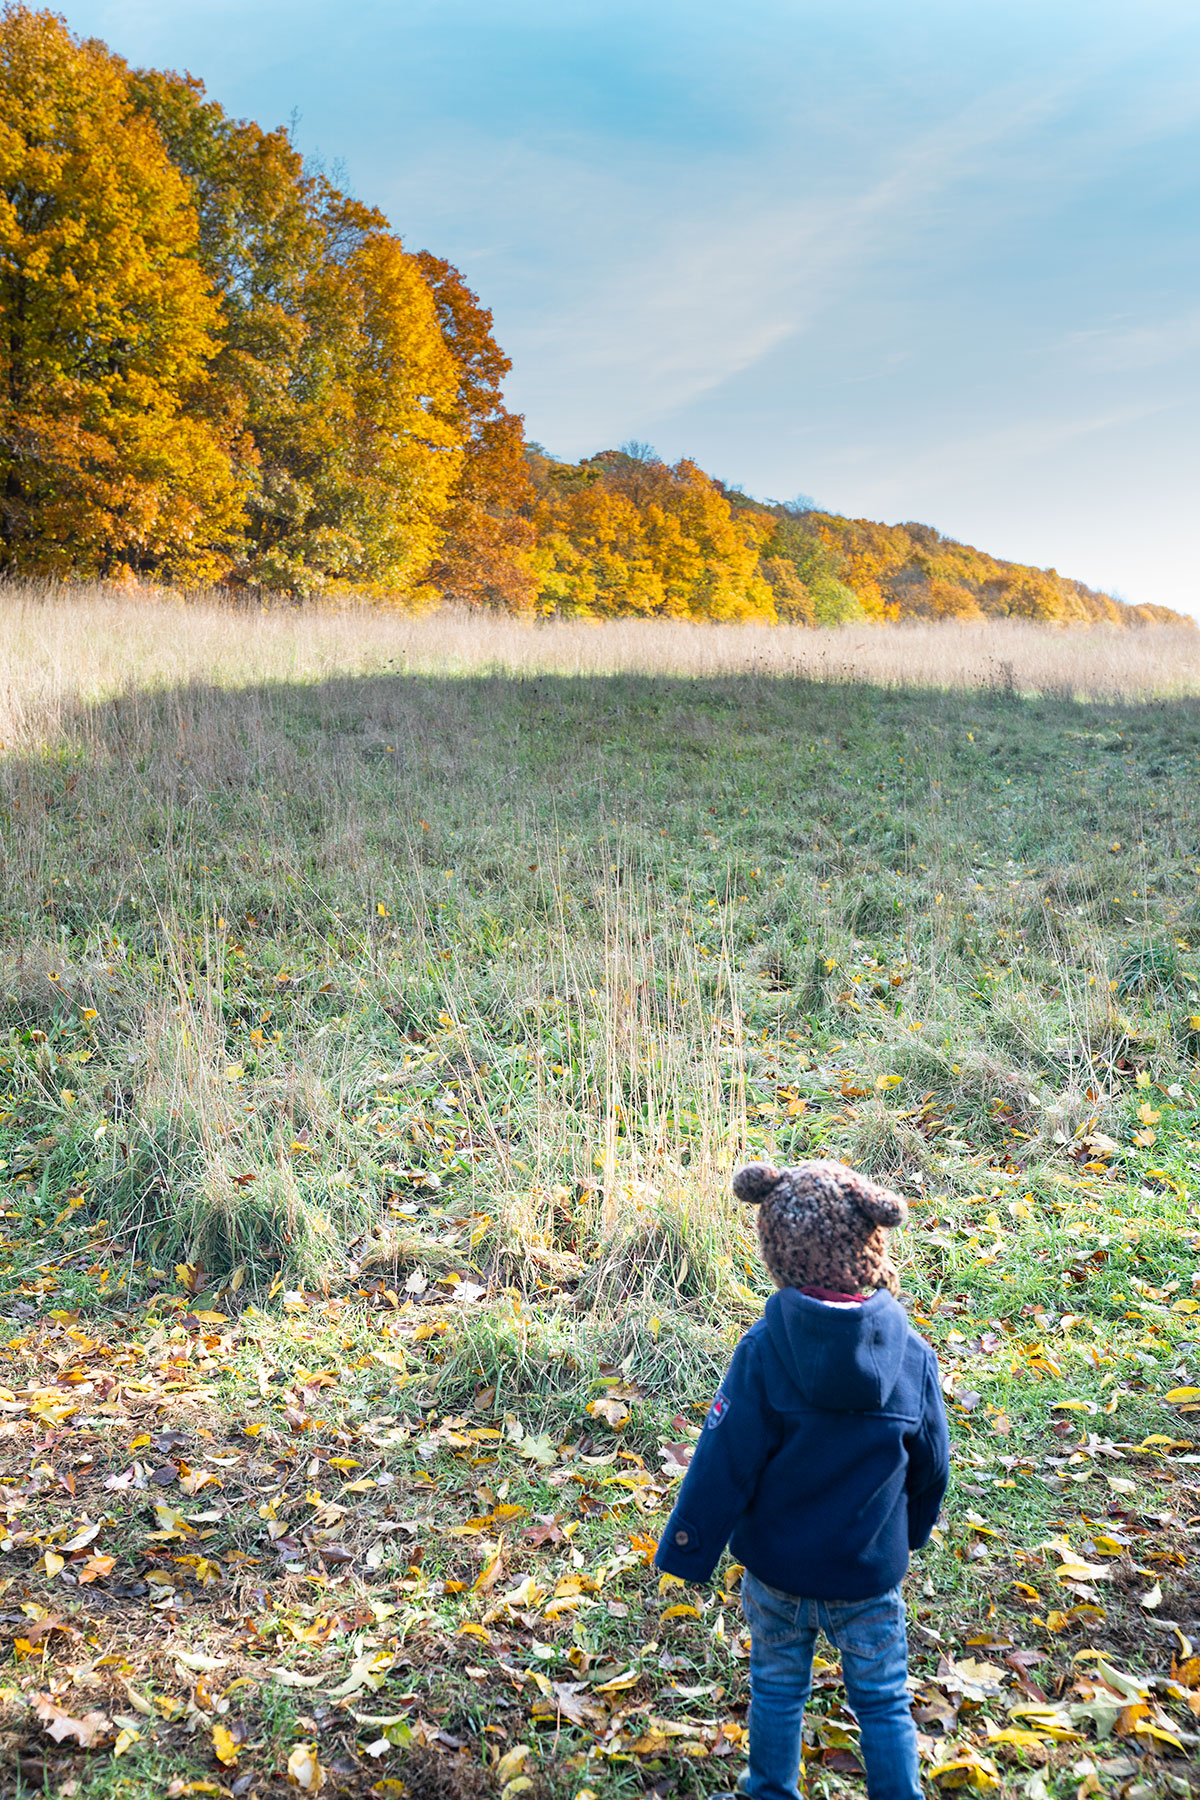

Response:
(655, 1288), (949, 1600)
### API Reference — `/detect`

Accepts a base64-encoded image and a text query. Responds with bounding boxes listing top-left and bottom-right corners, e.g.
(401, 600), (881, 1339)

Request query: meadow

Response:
(1, 590), (1200, 1799)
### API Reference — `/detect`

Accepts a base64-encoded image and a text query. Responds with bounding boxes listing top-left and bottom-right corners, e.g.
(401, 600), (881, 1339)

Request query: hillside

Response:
(522, 446), (1187, 627)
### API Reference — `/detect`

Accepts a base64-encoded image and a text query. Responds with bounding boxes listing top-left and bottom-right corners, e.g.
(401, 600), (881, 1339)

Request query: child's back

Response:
(656, 1283), (946, 1597)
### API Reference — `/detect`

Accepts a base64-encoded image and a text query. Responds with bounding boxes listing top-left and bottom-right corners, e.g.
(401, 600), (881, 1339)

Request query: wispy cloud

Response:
(1063, 311), (1200, 373)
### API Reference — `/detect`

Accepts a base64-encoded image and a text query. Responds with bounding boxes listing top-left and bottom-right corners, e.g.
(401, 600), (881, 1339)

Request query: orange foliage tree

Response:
(415, 252), (536, 611)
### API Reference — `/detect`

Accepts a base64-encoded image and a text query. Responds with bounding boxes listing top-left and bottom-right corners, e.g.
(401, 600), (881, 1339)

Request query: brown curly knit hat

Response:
(734, 1158), (908, 1295)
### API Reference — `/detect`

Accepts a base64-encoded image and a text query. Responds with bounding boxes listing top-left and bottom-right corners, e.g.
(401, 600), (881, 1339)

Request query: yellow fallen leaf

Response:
(1055, 1558), (1111, 1582)
(1134, 1720), (1184, 1750)
(113, 1726), (140, 1757)
(153, 1502), (194, 1537)
(1164, 1387), (1200, 1403)
(473, 1548), (504, 1593)
(594, 1668), (641, 1694)
(928, 1750), (1000, 1792)
(659, 1604), (701, 1621)
(494, 1745), (532, 1784)
(212, 1722), (241, 1766)
(985, 1725), (1051, 1748)
(43, 1551), (64, 1577)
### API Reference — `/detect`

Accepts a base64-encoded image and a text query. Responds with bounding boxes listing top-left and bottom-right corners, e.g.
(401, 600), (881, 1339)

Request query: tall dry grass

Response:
(0, 579), (1197, 1333)
(0, 584), (1198, 752)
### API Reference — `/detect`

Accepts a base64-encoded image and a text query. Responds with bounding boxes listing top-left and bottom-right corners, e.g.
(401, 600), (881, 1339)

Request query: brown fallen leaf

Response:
(474, 1545), (504, 1593)
(34, 1694), (111, 1748)
(18, 1615), (80, 1646)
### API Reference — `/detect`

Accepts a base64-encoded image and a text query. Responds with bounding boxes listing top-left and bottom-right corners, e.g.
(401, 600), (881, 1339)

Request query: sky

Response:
(67, 0), (1200, 615)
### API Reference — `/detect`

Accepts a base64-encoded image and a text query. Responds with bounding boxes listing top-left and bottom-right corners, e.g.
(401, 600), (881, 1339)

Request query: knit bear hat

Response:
(734, 1158), (908, 1296)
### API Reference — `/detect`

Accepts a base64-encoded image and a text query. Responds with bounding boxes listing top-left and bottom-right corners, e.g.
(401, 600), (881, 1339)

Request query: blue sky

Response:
(70, 0), (1200, 615)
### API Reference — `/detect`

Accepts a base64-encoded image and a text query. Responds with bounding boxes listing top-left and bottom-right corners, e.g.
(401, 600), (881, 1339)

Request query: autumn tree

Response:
(130, 70), (460, 596)
(415, 251), (536, 611)
(0, 5), (240, 580)
(528, 449), (776, 620)
(760, 514), (866, 625)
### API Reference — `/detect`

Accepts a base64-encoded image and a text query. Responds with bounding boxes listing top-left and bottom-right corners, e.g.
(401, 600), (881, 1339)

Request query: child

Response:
(656, 1160), (949, 1800)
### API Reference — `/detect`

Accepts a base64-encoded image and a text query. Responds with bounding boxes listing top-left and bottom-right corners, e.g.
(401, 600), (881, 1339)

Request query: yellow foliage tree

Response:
(247, 211), (461, 598)
(529, 448), (776, 620)
(130, 71), (460, 598)
(0, 5), (240, 581)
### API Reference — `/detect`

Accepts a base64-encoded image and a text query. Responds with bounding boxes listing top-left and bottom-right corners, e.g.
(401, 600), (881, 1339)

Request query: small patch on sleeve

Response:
(706, 1391), (730, 1429)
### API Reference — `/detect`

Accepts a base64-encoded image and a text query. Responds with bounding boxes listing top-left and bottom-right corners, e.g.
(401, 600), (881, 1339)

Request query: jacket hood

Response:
(764, 1287), (910, 1412)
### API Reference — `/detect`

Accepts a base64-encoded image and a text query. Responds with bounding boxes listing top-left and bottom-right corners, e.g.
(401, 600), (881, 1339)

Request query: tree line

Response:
(0, 8), (1183, 626)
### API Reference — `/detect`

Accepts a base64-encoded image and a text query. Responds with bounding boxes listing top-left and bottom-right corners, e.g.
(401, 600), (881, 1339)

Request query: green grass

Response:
(2, 612), (1200, 1796)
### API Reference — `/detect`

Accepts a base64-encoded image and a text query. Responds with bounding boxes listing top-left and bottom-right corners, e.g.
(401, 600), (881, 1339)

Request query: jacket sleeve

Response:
(654, 1331), (779, 1584)
(905, 1350), (950, 1550)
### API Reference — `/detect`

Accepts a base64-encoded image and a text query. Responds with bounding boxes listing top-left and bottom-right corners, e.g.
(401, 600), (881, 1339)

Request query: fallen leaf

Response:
(77, 1554), (116, 1584)
(60, 1521), (102, 1553)
(34, 1695), (111, 1748)
(594, 1667), (641, 1694)
(270, 1668), (326, 1688)
(494, 1745), (532, 1784)
(325, 1651), (393, 1699)
(287, 1741), (325, 1791)
(474, 1547), (504, 1594)
(588, 1396), (629, 1429)
(928, 1749), (1000, 1792)
(212, 1721), (243, 1765)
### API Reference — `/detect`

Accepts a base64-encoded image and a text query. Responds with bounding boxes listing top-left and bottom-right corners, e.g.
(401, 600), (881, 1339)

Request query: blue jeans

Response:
(739, 1570), (921, 1800)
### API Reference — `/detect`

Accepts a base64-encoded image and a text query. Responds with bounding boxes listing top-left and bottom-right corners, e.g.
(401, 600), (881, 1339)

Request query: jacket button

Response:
(674, 1529), (690, 1547)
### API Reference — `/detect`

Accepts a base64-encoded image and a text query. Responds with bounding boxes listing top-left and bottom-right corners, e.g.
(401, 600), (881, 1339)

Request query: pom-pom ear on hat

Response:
(733, 1162), (783, 1205)
(851, 1178), (908, 1229)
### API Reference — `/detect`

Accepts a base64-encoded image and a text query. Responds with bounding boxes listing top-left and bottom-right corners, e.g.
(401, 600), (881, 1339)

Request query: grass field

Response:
(2, 590), (1200, 1799)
